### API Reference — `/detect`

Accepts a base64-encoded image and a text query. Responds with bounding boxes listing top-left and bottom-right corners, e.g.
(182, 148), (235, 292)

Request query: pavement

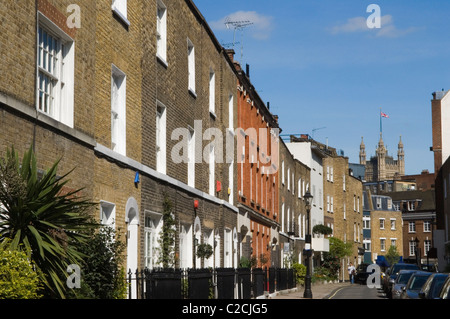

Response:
(270, 281), (352, 299)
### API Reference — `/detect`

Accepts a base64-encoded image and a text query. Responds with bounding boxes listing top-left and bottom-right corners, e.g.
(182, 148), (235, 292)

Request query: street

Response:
(326, 284), (387, 299)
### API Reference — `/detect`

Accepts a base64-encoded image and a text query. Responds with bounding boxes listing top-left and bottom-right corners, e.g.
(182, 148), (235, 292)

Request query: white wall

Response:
(441, 93), (450, 166)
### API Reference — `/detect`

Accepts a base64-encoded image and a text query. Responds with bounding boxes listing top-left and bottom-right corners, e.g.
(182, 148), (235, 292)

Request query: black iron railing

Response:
(126, 267), (296, 299)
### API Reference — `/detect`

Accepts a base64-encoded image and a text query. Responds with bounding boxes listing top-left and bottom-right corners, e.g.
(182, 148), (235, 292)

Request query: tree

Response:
(322, 237), (353, 279)
(0, 146), (97, 298)
(68, 225), (127, 299)
(386, 245), (401, 266)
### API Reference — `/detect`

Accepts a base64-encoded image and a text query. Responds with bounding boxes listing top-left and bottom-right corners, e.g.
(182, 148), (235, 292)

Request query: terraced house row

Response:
(0, 0), (365, 288)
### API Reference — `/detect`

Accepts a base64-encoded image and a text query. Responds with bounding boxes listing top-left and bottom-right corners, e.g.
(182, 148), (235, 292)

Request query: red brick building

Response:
(231, 57), (281, 268)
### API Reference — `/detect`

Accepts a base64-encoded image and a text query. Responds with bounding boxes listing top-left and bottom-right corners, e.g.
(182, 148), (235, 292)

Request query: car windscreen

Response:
(393, 264), (419, 273)
(409, 275), (432, 290)
(397, 272), (414, 284)
(430, 276), (449, 298)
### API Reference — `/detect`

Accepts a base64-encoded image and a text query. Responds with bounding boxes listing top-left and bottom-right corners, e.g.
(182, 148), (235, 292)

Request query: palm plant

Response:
(0, 146), (97, 298)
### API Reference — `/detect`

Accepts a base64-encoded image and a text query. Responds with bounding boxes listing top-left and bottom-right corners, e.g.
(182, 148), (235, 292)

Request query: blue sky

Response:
(193, 0), (450, 175)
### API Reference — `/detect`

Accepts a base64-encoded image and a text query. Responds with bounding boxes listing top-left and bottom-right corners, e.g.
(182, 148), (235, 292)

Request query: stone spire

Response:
(359, 137), (366, 165)
(398, 135), (405, 175)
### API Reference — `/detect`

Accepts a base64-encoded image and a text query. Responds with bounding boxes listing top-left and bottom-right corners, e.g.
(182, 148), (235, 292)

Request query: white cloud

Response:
(209, 11), (274, 40)
(330, 15), (416, 38)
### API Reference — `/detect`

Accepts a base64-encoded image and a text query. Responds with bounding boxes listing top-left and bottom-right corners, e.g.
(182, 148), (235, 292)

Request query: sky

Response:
(193, 0), (450, 175)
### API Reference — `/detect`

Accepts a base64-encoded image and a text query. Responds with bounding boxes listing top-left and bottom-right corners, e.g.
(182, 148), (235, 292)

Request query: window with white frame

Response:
(357, 196), (360, 213)
(424, 240), (431, 256)
(391, 239), (397, 247)
(188, 126), (195, 187)
(37, 15), (75, 128)
(111, 65), (127, 156)
(343, 174), (346, 191)
(100, 201), (116, 229)
(409, 240), (416, 256)
(228, 94), (234, 130)
(409, 221), (416, 233)
(224, 228), (232, 267)
(209, 145), (215, 196)
(363, 216), (370, 229)
(380, 238), (386, 251)
(379, 218), (385, 229)
(327, 195), (330, 212)
(281, 202), (285, 233)
(156, 102), (167, 174)
(187, 39), (196, 94)
(281, 161), (285, 185)
(287, 167), (290, 190)
(112, 0), (130, 25)
(209, 69), (216, 116)
(390, 218), (396, 230)
(424, 221), (431, 232)
(156, 0), (167, 63)
(179, 223), (193, 269)
(144, 211), (162, 269)
(298, 178), (302, 198)
(292, 172), (295, 194)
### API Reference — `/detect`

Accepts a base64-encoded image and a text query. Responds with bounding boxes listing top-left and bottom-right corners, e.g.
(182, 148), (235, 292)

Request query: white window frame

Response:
(390, 218), (396, 230)
(409, 221), (416, 233)
(209, 69), (216, 117)
(229, 162), (234, 204)
(187, 38), (196, 95)
(100, 201), (116, 229)
(156, 0), (167, 64)
(379, 218), (385, 230)
(188, 126), (195, 187)
(179, 223), (193, 269)
(111, 65), (127, 156)
(156, 101), (167, 174)
(112, 0), (130, 26)
(209, 145), (215, 196)
(144, 211), (163, 270)
(281, 161), (285, 185)
(228, 94), (234, 130)
(380, 238), (386, 251)
(424, 220), (431, 232)
(37, 13), (75, 128)
(409, 240), (416, 256)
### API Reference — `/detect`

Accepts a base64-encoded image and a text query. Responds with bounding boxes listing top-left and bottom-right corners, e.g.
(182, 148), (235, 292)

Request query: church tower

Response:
(398, 136), (405, 175)
(359, 137), (366, 165)
(376, 134), (387, 181)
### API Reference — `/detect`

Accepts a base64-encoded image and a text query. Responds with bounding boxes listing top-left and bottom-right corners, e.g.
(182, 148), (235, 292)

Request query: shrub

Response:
(0, 245), (42, 299)
(292, 263), (306, 285)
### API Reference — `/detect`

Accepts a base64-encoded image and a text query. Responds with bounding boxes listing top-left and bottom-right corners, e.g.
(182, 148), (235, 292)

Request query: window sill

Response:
(156, 54), (168, 68)
(188, 88), (197, 99)
(112, 7), (130, 27)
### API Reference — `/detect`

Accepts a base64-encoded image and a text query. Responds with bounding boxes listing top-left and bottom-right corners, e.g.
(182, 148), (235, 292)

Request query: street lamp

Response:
(414, 237), (420, 267)
(303, 191), (313, 299)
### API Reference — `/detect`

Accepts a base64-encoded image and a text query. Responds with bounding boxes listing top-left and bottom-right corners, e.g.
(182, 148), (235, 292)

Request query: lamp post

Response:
(303, 191), (313, 299)
(414, 237), (420, 267)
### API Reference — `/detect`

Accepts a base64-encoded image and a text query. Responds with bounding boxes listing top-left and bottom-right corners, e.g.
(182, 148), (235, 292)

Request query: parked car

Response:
(419, 273), (449, 299)
(400, 271), (432, 299)
(391, 270), (417, 300)
(355, 263), (371, 285)
(438, 276), (450, 299)
(383, 263), (420, 298)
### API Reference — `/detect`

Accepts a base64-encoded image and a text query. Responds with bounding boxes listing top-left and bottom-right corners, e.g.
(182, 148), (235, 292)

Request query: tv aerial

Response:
(224, 17), (253, 63)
